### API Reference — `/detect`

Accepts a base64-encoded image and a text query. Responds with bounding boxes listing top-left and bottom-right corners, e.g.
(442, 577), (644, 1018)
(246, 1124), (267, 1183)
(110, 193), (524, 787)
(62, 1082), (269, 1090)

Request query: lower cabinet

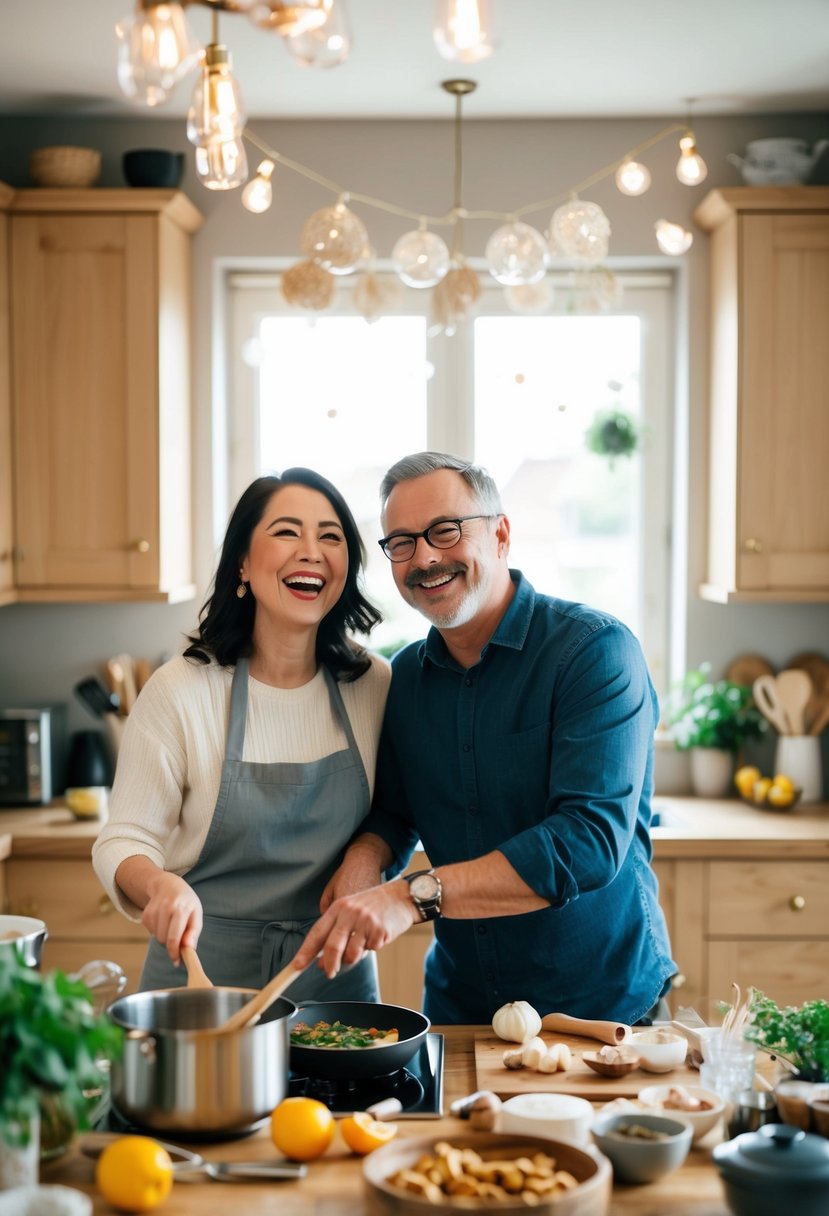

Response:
(656, 857), (829, 1016)
(377, 920), (433, 1011)
(4, 857), (148, 992)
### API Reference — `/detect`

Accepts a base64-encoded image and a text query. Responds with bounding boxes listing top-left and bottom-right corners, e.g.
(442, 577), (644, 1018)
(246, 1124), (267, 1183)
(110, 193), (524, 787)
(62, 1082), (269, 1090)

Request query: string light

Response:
(655, 218), (694, 255)
(615, 159), (652, 196)
(242, 158), (276, 212)
(676, 132), (708, 186)
(433, 0), (498, 64)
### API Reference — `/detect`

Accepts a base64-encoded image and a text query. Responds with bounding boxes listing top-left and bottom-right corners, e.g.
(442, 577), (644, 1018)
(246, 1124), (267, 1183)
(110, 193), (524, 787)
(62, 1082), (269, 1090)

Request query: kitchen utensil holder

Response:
(774, 735), (823, 803)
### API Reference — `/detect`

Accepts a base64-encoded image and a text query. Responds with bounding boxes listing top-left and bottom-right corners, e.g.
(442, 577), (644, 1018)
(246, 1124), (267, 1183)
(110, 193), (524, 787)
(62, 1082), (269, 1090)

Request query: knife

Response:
(176, 1161), (307, 1182)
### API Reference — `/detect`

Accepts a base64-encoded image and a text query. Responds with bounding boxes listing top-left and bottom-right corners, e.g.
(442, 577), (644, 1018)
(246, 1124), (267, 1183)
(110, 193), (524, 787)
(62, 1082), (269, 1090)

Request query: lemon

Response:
(772, 773), (795, 792)
(271, 1096), (335, 1161)
(66, 788), (101, 816)
(734, 765), (761, 798)
(340, 1110), (398, 1155)
(767, 782), (797, 808)
(96, 1136), (173, 1212)
(752, 777), (773, 806)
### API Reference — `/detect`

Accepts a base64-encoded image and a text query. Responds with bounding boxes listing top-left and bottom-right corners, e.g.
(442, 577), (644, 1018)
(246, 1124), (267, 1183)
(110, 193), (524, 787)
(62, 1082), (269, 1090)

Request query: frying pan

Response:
(289, 1000), (430, 1080)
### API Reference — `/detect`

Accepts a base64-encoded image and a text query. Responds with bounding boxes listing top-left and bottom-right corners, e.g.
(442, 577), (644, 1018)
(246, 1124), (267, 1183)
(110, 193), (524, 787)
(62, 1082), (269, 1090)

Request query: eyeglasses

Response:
(378, 515), (497, 562)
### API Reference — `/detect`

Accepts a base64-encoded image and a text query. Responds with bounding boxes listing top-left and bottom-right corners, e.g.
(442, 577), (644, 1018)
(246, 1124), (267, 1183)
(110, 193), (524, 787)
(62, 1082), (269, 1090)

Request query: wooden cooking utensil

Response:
(775, 669), (812, 736)
(752, 675), (792, 735)
(216, 957), (300, 1034)
(808, 696), (829, 738)
(788, 652), (829, 730)
(181, 945), (213, 990)
(725, 653), (775, 688)
(540, 1012), (632, 1045)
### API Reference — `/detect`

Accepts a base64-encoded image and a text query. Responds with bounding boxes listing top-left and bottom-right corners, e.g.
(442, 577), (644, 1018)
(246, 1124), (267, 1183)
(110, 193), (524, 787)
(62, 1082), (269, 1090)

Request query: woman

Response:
(92, 469), (390, 1001)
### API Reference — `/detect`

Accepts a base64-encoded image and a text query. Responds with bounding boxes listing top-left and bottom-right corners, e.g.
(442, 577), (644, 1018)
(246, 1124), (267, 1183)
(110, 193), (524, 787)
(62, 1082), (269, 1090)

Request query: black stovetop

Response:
(288, 1032), (444, 1118)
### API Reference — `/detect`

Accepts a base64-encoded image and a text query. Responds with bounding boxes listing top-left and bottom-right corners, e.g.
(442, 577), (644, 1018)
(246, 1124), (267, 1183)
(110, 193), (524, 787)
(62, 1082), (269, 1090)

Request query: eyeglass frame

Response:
(378, 514), (500, 562)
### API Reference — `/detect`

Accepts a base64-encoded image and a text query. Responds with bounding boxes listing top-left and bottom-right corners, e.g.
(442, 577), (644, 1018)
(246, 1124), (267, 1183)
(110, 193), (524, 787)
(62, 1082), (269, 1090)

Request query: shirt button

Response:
(462, 743), (471, 753)
(477, 925), (487, 935)
(464, 677), (473, 687)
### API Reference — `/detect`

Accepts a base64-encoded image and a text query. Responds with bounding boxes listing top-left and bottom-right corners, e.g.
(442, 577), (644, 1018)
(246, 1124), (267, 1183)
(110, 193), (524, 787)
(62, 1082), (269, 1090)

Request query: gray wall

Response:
(1, 111), (828, 780)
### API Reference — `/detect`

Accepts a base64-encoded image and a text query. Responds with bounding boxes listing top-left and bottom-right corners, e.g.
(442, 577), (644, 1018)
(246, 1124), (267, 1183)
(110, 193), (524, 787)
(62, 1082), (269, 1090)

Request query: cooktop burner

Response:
(289, 1032), (444, 1118)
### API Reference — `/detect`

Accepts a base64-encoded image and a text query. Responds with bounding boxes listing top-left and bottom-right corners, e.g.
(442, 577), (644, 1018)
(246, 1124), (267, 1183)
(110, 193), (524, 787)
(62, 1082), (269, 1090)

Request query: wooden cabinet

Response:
(694, 187), (829, 603)
(0, 183), (14, 607)
(657, 854), (829, 1015)
(8, 189), (203, 603)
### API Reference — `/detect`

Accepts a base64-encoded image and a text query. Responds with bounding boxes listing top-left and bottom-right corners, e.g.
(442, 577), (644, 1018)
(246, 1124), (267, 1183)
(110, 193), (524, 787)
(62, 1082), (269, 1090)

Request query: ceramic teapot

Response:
(728, 138), (829, 186)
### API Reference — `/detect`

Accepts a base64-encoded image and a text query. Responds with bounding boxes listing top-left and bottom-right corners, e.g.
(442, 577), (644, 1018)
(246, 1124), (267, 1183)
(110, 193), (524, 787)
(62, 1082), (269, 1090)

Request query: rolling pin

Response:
(540, 1012), (631, 1044)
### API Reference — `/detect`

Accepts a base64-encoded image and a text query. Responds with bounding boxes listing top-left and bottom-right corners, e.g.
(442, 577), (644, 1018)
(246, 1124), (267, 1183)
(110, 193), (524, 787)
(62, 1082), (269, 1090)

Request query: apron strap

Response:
(226, 657), (250, 761)
(322, 666), (369, 792)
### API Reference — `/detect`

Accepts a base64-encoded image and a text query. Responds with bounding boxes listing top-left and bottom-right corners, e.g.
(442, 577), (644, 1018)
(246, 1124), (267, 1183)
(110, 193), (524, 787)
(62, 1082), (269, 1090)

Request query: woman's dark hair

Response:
(184, 469), (382, 680)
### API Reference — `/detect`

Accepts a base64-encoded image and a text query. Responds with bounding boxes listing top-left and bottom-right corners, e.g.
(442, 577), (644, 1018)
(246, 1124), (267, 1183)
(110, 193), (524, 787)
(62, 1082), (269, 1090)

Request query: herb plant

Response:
(0, 948), (123, 1146)
(746, 991), (829, 1082)
(664, 663), (767, 752)
(585, 408), (640, 460)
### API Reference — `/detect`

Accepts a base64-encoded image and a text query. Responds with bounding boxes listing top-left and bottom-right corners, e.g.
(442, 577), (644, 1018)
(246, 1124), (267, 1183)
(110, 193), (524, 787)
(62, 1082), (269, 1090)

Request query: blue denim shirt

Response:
(363, 571), (676, 1025)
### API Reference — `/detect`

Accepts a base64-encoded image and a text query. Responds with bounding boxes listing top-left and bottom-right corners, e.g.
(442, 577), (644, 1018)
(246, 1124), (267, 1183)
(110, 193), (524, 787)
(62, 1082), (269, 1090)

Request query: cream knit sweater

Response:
(91, 651), (391, 920)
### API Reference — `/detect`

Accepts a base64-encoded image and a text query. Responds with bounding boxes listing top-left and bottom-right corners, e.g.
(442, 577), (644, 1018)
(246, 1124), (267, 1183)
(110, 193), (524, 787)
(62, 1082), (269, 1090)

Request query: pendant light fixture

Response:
(115, 0), (201, 106)
(675, 99), (708, 186)
(187, 8), (248, 188)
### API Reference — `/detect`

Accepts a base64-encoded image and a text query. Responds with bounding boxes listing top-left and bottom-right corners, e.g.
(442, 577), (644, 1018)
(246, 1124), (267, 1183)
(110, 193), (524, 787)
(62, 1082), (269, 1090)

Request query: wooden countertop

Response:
(2, 797), (828, 862)
(40, 1025), (751, 1214)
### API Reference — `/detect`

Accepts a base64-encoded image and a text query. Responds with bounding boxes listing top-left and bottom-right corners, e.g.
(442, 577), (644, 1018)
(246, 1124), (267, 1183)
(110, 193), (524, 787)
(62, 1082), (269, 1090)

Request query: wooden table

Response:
(40, 1026), (746, 1214)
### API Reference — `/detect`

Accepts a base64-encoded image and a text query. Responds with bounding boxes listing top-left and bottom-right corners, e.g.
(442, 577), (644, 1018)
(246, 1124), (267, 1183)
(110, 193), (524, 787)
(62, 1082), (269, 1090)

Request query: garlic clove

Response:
(537, 1050), (559, 1073)
(502, 1047), (525, 1070)
(521, 1036), (548, 1071)
(551, 1042), (572, 1071)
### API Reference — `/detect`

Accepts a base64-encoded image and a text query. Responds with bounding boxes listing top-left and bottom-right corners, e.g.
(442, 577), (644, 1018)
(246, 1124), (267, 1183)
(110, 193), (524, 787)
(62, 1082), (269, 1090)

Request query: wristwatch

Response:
(404, 869), (442, 922)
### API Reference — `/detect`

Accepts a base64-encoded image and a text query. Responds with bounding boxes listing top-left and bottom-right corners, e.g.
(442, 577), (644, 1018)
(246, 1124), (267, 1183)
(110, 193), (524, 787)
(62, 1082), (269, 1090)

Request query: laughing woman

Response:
(92, 469), (390, 1000)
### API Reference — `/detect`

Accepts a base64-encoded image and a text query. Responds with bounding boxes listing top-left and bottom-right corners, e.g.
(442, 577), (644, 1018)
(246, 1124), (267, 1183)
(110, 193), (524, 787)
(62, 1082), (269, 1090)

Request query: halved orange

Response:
(340, 1110), (399, 1155)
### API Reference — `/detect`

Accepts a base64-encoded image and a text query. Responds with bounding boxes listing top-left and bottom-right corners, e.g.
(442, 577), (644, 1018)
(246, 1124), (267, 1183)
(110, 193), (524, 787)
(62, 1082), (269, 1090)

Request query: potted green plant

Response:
(746, 990), (829, 1138)
(0, 948), (123, 1185)
(663, 663), (767, 796)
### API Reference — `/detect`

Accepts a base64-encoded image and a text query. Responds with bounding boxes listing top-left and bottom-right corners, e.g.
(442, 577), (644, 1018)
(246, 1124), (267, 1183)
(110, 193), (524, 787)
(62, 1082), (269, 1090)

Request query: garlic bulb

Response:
(492, 1000), (542, 1044)
(521, 1036), (548, 1070)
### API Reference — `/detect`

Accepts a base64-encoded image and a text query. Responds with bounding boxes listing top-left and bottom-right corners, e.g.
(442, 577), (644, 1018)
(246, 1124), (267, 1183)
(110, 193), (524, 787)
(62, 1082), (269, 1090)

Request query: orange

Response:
(340, 1110), (399, 1155)
(95, 1135), (173, 1213)
(270, 1096), (335, 1161)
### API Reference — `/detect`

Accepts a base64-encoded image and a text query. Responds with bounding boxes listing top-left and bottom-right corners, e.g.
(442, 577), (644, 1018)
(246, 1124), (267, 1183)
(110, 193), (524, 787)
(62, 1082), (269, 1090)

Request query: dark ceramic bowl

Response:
(123, 149), (185, 188)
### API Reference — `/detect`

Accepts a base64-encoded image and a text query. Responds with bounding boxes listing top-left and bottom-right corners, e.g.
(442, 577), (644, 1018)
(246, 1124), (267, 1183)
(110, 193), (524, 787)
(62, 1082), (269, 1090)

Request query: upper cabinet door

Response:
(695, 187), (829, 603)
(0, 184), (14, 606)
(9, 191), (203, 603)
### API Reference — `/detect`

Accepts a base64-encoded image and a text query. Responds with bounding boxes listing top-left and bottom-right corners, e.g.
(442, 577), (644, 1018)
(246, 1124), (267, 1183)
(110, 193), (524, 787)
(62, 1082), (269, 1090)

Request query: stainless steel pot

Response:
(107, 988), (296, 1135)
(0, 914), (48, 967)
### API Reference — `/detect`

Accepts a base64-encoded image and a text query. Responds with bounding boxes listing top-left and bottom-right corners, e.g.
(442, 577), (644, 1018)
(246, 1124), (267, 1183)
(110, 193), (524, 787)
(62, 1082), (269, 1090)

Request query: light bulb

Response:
(286, 0), (351, 67)
(115, 1), (201, 106)
(485, 221), (548, 286)
(615, 159), (652, 196)
(242, 159), (275, 212)
(433, 0), (497, 63)
(676, 133), (708, 186)
(194, 138), (249, 190)
(392, 228), (451, 288)
(248, 0), (329, 36)
(655, 219), (693, 256)
(186, 45), (246, 147)
(300, 202), (368, 274)
(550, 199), (611, 264)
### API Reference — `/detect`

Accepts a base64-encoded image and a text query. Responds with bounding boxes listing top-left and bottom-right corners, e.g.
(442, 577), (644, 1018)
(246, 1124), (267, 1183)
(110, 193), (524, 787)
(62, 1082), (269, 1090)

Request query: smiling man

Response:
(293, 452), (676, 1025)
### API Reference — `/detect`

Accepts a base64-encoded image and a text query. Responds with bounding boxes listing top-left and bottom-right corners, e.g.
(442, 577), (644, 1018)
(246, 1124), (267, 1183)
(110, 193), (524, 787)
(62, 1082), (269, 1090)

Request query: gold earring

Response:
(236, 581), (247, 599)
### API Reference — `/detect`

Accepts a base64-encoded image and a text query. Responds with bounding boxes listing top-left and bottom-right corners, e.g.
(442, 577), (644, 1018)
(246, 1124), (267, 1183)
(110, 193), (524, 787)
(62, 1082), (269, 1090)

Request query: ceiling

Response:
(1, 0), (828, 122)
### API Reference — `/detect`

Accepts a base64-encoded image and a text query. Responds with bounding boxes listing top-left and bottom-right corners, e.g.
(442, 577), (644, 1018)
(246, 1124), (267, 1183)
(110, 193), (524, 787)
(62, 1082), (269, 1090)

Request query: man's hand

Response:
(319, 850), (384, 912)
(140, 871), (203, 964)
(295, 881), (417, 979)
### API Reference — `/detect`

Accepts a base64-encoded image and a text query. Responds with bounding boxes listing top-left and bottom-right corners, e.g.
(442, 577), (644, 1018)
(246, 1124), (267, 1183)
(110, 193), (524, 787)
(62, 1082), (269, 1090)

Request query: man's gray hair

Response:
(380, 452), (503, 515)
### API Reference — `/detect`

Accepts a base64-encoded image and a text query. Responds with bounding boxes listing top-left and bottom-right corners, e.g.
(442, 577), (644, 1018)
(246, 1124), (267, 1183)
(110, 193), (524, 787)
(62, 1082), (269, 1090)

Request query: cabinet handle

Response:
(131, 538), (151, 554)
(789, 894), (806, 911)
(672, 973), (687, 989)
(743, 537), (764, 554)
(98, 894), (115, 916)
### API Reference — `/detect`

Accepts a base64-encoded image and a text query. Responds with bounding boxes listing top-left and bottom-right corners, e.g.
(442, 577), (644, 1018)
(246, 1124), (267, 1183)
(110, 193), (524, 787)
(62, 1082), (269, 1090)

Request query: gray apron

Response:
(140, 658), (379, 1002)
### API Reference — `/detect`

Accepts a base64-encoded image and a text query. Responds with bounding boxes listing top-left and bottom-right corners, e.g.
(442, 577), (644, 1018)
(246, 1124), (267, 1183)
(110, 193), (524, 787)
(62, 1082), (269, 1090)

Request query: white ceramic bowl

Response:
(637, 1083), (725, 1143)
(591, 1112), (693, 1184)
(630, 1029), (688, 1073)
(500, 1093), (595, 1144)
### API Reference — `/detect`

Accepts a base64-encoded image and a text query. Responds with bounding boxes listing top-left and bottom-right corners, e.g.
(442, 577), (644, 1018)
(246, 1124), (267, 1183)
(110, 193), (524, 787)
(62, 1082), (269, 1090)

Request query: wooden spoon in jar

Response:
(181, 945), (213, 990)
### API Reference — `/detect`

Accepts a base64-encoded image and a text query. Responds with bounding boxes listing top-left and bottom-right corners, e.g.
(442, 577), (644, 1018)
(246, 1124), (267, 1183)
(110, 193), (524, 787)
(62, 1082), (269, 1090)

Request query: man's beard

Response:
(404, 563), (487, 629)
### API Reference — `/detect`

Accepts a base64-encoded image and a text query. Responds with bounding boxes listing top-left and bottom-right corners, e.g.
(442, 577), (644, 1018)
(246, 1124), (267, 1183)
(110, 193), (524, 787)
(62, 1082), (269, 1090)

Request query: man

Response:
(293, 451), (676, 1024)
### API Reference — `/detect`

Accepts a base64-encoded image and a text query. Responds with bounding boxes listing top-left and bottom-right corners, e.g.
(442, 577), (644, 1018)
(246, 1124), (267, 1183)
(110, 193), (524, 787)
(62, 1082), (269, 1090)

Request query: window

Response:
(227, 269), (674, 684)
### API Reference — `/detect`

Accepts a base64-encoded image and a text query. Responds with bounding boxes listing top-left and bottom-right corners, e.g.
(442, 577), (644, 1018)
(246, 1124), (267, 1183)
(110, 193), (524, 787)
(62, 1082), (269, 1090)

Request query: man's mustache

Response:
(405, 563), (465, 590)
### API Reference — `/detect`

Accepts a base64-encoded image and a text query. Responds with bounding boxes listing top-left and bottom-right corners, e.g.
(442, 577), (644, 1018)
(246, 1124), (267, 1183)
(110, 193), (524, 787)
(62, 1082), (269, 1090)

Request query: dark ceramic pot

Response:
(123, 149), (185, 188)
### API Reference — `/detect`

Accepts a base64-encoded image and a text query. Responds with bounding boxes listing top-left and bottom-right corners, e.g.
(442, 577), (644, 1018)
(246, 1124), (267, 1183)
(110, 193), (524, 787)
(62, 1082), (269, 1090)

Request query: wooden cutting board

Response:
(474, 1030), (701, 1100)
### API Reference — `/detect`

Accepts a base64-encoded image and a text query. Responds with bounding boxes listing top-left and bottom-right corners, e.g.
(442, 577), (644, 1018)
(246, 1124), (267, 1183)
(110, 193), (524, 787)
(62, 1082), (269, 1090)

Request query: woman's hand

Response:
(295, 880), (418, 979)
(319, 851), (384, 911)
(140, 870), (203, 963)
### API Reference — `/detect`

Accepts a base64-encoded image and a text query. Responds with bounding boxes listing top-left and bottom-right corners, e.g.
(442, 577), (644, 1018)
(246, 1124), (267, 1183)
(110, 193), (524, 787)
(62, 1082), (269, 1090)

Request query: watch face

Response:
(410, 873), (439, 901)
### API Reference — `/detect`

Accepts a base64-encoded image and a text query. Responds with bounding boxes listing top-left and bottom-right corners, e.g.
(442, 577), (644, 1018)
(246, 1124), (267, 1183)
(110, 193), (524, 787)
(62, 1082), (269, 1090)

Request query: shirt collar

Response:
(420, 570), (535, 669)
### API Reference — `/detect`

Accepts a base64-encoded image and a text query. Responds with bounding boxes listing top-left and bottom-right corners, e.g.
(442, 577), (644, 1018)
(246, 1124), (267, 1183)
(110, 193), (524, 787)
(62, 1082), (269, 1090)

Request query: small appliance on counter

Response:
(64, 730), (115, 820)
(0, 705), (67, 806)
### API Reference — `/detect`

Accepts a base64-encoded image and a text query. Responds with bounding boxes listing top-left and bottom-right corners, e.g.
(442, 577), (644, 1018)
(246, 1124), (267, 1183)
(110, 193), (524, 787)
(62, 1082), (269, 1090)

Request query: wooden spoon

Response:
(181, 945), (213, 990)
(540, 1012), (632, 1045)
(775, 669), (812, 737)
(753, 675), (791, 735)
(216, 957), (300, 1034)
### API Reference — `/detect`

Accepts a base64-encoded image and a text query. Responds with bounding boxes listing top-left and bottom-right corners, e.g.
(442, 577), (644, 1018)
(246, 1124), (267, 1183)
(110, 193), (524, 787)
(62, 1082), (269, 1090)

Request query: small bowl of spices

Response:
(591, 1112), (692, 1184)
